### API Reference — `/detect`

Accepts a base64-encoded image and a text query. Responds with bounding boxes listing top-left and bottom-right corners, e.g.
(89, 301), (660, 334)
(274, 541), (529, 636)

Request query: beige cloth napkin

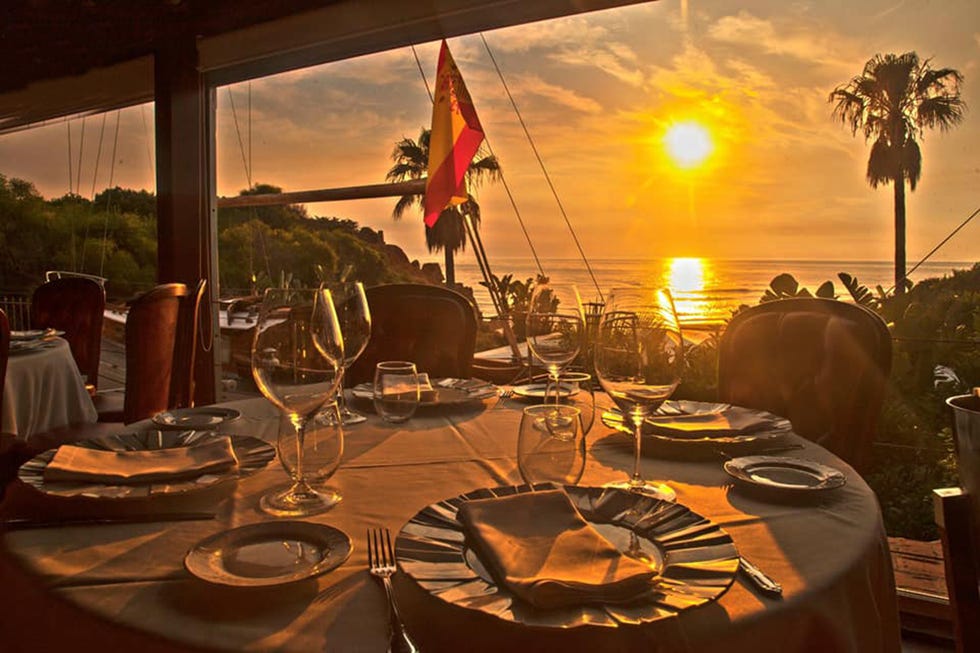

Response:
(457, 490), (658, 609)
(43, 437), (238, 484)
(647, 406), (775, 438)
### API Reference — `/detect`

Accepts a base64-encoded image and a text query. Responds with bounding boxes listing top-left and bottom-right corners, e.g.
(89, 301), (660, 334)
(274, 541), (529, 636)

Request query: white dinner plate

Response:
(601, 401), (792, 447)
(10, 328), (61, 341)
(511, 382), (578, 400)
(724, 456), (846, 493)
(18, 430), (275, 499)
(152, 407), (242, 430)
(185, 521), (352, 587)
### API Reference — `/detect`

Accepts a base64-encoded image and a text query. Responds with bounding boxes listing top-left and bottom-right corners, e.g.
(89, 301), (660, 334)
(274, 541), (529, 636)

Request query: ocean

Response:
(453, 258), (975, 326)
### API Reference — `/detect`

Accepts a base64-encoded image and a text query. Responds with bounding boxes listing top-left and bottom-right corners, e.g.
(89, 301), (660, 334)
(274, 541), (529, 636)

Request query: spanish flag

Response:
(424, 41), (485, 227)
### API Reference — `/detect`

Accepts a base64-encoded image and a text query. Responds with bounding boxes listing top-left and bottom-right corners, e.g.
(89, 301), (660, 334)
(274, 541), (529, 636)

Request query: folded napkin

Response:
(416, 373), (437, 402)
(647, 406), (775, 438)
(457, 490), (658, 609)
(43, 437), (238, 484)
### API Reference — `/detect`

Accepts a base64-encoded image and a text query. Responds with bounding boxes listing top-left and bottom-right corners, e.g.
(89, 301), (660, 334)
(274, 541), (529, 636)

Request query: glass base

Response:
(318, 405), (366, 426)
(259, 484), (342, 517)
(603, 479), (676, 502)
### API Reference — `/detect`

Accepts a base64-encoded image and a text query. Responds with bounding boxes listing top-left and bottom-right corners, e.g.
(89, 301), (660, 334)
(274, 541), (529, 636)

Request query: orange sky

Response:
(1, 0), (977, 266)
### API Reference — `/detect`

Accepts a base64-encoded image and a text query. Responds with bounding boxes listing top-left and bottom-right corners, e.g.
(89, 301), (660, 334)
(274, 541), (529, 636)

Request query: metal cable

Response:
(480, 32), (602, 300)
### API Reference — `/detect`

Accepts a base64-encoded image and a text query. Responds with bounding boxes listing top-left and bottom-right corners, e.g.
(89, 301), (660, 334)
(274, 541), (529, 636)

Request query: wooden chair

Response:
(718, 297), (891, 473)
(30, 276), (106, 392)
(93, 283), (189, 424)
(170, 279), (206, 410)
(346, 284), (478, 386)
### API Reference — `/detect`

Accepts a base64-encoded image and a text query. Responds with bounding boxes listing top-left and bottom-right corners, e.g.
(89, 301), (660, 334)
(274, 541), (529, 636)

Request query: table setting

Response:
(0, 284), (901, 653)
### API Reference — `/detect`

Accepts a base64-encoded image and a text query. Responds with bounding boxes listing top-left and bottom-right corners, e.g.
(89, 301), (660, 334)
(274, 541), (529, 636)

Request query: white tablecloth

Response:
(2, 338), (98, 438)
(0, 394), (901, 652)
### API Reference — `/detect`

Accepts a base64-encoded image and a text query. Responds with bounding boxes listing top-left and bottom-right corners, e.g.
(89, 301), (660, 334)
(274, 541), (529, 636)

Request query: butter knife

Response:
(739, 556), (782, 596)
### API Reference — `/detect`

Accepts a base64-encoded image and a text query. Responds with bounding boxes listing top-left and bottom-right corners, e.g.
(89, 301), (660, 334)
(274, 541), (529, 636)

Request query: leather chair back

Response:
(123, 283), (188, 424)
(347, 284), (478, 386)
(31, 277), (106, 390)
(0, 308), (8, 425)
(718, 298), (891, 473)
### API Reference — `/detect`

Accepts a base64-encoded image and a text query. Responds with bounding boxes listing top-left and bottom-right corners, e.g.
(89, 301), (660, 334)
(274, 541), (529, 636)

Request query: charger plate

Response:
(395, 484), (738, 629)
(511, 382), (578, 400)
(185, 521), (352, 587)
(602, 401), (792, 452)
(18, 430), (275, 499)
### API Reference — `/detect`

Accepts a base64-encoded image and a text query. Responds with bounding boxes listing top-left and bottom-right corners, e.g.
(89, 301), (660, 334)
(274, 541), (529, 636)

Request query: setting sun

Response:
(664, 122), (713, 169)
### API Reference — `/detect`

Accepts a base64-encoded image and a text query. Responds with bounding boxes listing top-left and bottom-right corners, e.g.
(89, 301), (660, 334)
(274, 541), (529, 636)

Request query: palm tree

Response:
(830, 52), (965, 294)
(386, 128), (500, 287)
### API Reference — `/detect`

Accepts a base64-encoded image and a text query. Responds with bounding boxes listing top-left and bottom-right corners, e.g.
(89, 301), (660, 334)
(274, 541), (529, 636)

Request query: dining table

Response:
(0, 389), (901, 652)
(2, 337), (98, 439)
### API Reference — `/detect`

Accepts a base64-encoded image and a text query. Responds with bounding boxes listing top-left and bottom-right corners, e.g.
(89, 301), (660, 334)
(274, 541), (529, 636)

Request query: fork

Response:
(367, 528), (419, 653)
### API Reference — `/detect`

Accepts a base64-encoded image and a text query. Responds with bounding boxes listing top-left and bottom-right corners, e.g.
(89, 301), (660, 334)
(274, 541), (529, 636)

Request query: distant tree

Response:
(93, 187), (156, 218)
(385, 128), (500, 287)
(830, 52), (965, 294)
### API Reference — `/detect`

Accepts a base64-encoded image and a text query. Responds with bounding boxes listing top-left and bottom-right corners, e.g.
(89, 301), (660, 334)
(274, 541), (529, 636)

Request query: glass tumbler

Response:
(518, 404), (586, 486)
(373, 361), (420, 423)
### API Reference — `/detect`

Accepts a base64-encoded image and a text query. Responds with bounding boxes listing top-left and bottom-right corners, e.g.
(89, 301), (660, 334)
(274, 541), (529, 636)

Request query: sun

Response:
(664, 122), (713, 169)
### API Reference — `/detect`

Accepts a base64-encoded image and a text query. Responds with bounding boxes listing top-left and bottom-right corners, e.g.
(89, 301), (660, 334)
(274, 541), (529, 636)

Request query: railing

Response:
(0, 292), (31, 330)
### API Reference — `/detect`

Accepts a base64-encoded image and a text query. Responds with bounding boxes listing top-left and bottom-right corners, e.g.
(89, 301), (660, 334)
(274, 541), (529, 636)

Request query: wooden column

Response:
(154, 37), (217, 405)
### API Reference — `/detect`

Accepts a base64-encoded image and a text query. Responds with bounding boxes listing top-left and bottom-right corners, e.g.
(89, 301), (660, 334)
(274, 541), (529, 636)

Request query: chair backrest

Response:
(123, 283), (188, 424)
(346, 283), (478, 386)
(718, 298), (892, 472)
(170, 279), (206, 409)
(0, 308), (9, 426)
(31, 277), (106, 390)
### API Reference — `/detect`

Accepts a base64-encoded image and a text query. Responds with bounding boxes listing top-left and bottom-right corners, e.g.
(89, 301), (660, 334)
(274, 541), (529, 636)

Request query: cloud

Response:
(707, 11), (863, 75)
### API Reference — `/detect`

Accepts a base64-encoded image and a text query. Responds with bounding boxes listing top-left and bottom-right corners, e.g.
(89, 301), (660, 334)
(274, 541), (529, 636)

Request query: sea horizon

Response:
(452, 256), (977, 325)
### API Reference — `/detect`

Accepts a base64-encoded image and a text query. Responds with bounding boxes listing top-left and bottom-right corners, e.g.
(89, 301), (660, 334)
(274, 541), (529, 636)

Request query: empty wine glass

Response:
(518, 404), (586, 486)
(252, 287), (345, 516)
(526, 281), (585, 405)
(547, 371), (596, 435)
(325, 282), (372, 425)
(594, 287), (683, 501)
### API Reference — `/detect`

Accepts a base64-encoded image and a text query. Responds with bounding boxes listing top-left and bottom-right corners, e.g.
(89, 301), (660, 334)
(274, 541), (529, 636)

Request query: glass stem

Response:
(630, 411), (644, 488)
(336, 367), (350, 416)
(292, 416), (314, 494)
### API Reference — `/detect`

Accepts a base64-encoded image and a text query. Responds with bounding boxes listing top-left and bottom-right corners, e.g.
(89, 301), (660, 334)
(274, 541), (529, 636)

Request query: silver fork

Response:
(367, 528), (419, 653)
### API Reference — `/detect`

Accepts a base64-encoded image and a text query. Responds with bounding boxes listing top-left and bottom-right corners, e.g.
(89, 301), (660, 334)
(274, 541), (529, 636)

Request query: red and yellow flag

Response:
(424, 40), (485, 227)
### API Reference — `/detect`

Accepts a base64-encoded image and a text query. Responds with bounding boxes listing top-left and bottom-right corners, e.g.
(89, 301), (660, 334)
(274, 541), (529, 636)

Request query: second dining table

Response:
(0, 389), (901, 652)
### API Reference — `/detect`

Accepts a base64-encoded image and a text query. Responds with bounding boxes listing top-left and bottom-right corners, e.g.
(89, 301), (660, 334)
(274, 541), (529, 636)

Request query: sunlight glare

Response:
(666, 258), (711, 324)
(664, 122), (713, 169)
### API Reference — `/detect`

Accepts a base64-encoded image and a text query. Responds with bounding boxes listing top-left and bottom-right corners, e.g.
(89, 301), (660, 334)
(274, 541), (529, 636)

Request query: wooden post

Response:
(933, 487), (980, 652)
(154, 37), (216, 405)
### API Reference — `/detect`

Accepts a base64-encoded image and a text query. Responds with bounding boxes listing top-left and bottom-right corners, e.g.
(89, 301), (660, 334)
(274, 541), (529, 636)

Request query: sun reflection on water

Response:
(665, 258), (713, 325)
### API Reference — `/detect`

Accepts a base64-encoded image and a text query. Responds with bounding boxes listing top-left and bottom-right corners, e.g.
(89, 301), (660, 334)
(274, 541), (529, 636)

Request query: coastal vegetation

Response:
(830, 51), (966, 295)
(0, 176), (438, 299)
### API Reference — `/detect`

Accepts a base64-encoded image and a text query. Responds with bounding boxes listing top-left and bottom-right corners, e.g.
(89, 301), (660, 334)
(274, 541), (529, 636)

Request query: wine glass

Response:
(518, 404), (586, 486)
(252, 287), (345, 516)
(593, 287), (684, 501)
(325, 282), (372, 425)
(526, 281), (585, 404)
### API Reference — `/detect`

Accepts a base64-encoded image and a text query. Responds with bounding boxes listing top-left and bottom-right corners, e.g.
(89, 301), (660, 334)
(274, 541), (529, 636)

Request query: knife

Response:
(739, 556), (783, 596)
(1, 512), (217, 530)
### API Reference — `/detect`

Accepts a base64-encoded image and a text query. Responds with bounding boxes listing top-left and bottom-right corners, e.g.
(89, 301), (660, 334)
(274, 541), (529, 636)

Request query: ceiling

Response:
(0, 0), (651, 133)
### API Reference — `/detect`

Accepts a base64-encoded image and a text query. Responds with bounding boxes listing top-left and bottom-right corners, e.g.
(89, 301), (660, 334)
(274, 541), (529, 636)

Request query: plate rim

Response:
(723, 455), (847, 492)
(151, 406), (243, 429)
(17, 430), (275, 500)
(184, 520), (353, 587)
(396, 483), (739, 629)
